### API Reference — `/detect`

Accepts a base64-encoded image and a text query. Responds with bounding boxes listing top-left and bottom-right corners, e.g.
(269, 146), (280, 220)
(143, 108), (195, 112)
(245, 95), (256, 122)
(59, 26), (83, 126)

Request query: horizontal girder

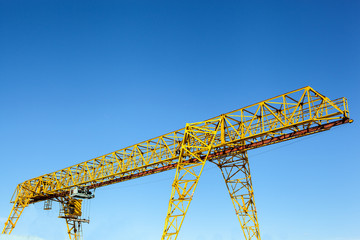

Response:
(29, 118), (349, 204)
(7, 86), (352, 206)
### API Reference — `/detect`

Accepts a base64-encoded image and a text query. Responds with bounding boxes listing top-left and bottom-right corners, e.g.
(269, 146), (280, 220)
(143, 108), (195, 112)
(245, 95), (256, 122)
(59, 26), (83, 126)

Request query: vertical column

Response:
(216, 152), (261, 240)
(64, 218), (82, 240)
(2, 185), (30, 234)
(2, 203), (26, 234)
(162, 118), (221, 240)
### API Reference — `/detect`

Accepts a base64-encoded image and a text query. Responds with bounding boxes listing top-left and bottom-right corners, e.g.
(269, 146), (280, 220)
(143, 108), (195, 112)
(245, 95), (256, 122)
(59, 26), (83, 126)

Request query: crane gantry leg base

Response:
(213, 151), (261, 240)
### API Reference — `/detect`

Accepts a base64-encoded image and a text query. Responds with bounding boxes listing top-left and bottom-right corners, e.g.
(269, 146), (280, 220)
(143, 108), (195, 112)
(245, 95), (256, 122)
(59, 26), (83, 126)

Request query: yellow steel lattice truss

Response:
(212, 152), (260, 240)
(2, 86), (352, 240)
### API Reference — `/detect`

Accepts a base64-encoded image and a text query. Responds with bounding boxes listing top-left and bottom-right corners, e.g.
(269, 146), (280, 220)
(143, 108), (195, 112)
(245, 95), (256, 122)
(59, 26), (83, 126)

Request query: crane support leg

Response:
(161, 159), (206, 240)
(216, 152), (261, 240)
(2, 201), (26, 234)
(64, 218), (82, 240)
(2, 185), (30, 234)
(162, 118), (221, 240)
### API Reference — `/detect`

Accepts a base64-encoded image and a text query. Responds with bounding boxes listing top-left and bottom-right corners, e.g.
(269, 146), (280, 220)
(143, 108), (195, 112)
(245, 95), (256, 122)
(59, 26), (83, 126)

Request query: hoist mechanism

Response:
(70, 187), (95, 200)
(58, 197), (90, 240)
(2, 86), (352, 240)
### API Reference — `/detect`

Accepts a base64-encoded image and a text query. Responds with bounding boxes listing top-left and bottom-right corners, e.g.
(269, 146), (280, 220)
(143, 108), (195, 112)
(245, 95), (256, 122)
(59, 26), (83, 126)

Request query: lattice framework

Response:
(2, 86), (352, 240)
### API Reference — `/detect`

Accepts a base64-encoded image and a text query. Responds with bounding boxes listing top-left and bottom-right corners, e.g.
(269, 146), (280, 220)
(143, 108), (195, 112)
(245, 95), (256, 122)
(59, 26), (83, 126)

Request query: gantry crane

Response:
(2, 86), (352, 240)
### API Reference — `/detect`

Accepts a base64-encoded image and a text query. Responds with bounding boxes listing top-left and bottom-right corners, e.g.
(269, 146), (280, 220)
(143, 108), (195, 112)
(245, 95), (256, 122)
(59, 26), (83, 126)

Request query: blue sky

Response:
(0, 1), (359, 240)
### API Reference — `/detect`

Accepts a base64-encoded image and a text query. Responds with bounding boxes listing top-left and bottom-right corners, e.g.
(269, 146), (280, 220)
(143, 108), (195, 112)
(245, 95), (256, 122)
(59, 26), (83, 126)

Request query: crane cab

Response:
(69, 186), (94, 199)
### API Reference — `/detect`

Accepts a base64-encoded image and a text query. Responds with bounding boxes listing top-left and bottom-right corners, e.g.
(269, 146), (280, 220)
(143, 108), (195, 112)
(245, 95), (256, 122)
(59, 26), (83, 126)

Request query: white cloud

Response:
(0, 235), (45, 240)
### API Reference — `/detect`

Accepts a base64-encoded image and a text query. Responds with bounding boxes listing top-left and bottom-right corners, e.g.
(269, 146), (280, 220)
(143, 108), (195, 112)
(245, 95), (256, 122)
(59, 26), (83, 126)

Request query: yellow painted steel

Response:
(162, 118), (221, 239)
(212, 152), (260, 240)
(62, 199), (82, 217)
(64, 218), (81, 240)
(59, 198), (85, 240)
(2, 86), (351, 240)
